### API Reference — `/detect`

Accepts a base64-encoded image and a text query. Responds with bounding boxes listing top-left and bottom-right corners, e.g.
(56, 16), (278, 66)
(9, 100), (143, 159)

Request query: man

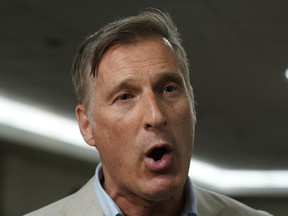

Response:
(26, 9), (272, 216)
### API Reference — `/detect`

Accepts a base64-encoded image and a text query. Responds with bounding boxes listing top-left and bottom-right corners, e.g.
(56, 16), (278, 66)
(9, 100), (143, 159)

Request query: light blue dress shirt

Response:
(94, 163), (197, 216)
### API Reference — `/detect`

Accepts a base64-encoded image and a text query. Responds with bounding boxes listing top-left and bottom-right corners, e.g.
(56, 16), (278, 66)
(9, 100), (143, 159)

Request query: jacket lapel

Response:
(195, 186), (224, 216)
(66, 177), (103, 215)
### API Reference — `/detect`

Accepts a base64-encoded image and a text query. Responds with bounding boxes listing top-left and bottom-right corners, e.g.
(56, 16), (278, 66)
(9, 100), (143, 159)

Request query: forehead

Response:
(97, 37), (178, 79)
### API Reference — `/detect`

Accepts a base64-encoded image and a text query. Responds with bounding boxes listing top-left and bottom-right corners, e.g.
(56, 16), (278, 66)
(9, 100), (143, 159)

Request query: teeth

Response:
(148, 147), (168, 161)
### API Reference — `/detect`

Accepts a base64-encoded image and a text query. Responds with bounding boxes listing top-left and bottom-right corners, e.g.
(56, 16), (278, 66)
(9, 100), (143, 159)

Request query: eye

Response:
(162, 84), (178, 93)
(116, 93), (133, 101)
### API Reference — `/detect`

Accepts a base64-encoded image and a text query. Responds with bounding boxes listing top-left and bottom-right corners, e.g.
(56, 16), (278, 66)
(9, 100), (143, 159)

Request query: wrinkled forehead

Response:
(96, 37), (178, 78)
(92, 35), (175, 75)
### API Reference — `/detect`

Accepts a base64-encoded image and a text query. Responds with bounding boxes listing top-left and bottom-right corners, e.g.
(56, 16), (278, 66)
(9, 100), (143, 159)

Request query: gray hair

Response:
(71, 8), (194, 109)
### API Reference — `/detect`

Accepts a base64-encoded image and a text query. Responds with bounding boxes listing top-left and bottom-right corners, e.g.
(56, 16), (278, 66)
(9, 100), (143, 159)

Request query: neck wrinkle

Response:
(103, 179), (186, 216)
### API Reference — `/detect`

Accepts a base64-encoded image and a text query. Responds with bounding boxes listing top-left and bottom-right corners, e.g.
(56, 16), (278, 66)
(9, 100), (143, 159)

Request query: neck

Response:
(103, 181), (186, 216)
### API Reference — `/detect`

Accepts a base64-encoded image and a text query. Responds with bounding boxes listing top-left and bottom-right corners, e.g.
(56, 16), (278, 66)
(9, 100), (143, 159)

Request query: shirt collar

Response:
(94, 163), (123, 216)
(181, 177), (198, 216)
(94, 163), (198, 216)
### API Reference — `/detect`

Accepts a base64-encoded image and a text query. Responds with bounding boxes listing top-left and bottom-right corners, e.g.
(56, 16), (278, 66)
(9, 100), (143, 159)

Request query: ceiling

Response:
(0, 0), (287, 171)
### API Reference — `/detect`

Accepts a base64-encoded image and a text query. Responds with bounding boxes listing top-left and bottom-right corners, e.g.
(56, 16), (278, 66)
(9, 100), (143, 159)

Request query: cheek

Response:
(92, 114), (141, 182)
(173, 99), (194, 129)
(92, 112), (137, 161)
(172, 100), (195, 150)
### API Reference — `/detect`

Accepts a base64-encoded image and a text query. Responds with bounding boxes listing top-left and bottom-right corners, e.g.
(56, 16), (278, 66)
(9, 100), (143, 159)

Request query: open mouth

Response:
(147, 147), (171, 161)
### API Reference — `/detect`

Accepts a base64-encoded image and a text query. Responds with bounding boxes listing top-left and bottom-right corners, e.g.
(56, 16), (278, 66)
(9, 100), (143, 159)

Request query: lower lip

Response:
(144, 153), (173, 172)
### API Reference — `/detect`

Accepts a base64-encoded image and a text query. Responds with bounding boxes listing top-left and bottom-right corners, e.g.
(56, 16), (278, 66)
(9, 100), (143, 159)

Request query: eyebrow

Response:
(105, 71), (184, 101)
(105, 77), (138, 101)
(152, 72), (184, 88)
(154, 72), (183, 82)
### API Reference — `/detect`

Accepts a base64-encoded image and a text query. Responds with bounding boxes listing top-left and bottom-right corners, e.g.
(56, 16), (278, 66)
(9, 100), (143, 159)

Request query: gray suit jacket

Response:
(25, 177), (272, 216)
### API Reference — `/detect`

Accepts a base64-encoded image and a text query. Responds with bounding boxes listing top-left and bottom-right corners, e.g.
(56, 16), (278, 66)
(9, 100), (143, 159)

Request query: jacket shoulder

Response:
(24, 177), (102, 216)
(195, 185), (273, 216)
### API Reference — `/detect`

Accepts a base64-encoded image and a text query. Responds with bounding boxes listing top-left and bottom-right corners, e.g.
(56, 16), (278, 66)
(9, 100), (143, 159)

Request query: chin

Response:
(140, 174), (185, 201)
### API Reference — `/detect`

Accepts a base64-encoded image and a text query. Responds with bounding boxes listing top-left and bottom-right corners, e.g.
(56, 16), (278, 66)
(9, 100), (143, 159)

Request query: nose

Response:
(143, 92), (167, 130)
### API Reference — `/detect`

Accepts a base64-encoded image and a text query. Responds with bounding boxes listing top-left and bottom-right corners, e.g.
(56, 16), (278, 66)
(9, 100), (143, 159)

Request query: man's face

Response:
(78, 37), (195, 201)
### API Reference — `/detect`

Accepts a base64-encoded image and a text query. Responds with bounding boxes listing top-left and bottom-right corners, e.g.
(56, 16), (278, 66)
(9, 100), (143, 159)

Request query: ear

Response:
(75, 104), (96, 147)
